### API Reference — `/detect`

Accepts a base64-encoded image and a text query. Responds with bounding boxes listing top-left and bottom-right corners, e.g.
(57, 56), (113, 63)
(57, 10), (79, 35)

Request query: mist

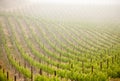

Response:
(0, 1), (120, 81)
(0, 0), (120, 23)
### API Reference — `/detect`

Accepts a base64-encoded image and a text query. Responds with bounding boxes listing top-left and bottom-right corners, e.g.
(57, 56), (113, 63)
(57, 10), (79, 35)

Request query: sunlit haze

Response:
(30, 0), (119, 5)
(0, 0), (120, 23)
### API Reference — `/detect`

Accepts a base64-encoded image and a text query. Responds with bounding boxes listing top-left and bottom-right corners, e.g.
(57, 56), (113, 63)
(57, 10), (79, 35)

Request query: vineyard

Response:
(0, 6), (120, 81)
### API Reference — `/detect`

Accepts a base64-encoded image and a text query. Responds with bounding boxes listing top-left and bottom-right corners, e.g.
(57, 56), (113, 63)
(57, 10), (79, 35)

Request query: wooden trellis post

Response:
(3, 68), (5, 73)
(115, 55), (116, 61)
(100, 62), (102, 70)
(7, 71), (9, 80)
(54, 70), (56, 76)
(0, 65), (2, 69)
(91, 66), (93, 73)
(82, 61), (84, 73)
(14, 75), (17, 81)
(31, 66), (33, 81)
(107, 59), (109, 69)
(39, 68), (42, 75)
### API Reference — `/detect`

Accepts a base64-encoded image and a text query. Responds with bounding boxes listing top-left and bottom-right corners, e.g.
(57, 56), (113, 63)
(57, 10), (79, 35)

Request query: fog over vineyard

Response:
(0, 0), (120, 22)
(0, 0), (120, 81)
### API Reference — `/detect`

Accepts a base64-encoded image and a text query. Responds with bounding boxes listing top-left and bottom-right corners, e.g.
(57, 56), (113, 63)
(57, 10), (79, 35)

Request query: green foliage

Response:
(35, 75), (60, 81)
(0, 70), (12, 81)
(107, 64), (120, 78)
(75, 72), (108, 81)
(1, 14), (120, 81)
(35, 75), (48, 81)
(0, 71), (7, 81)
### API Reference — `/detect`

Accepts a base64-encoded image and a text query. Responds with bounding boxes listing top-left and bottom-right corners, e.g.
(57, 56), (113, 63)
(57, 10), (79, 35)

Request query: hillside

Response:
(0, 2), (120, 81)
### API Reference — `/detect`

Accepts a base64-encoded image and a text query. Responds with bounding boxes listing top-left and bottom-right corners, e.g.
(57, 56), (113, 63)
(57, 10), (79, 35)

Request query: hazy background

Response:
(0, 0), (120, 23)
